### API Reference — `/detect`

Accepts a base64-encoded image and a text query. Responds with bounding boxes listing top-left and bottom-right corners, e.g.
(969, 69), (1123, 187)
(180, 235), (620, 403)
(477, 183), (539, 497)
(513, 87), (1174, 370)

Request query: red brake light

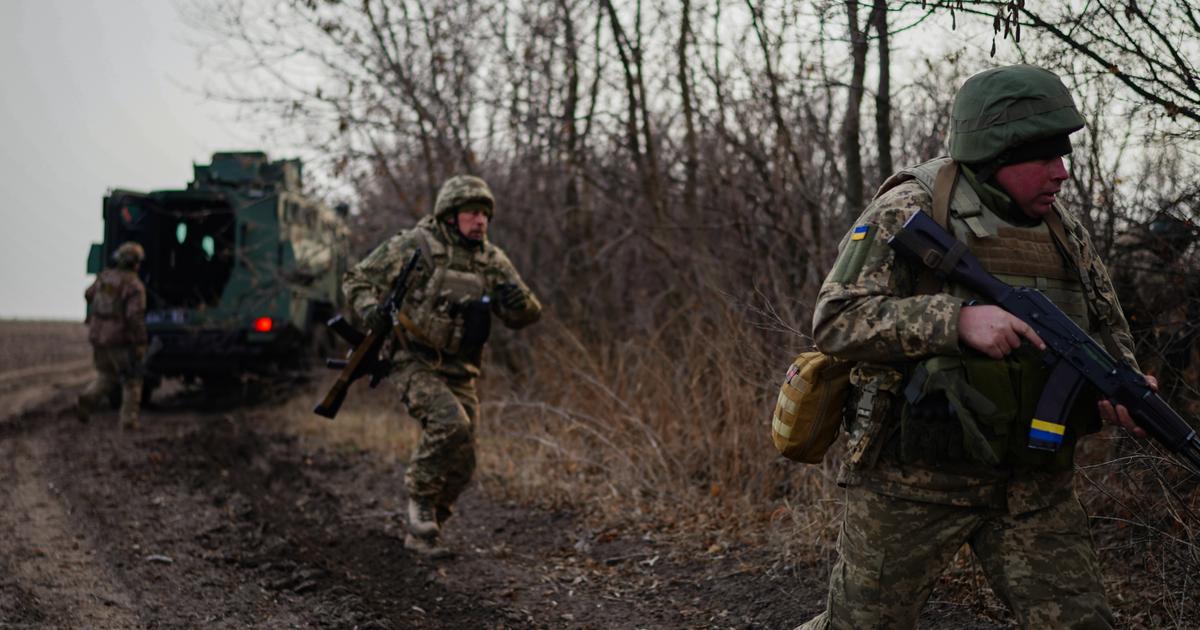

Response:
(253, 317), (273, 332)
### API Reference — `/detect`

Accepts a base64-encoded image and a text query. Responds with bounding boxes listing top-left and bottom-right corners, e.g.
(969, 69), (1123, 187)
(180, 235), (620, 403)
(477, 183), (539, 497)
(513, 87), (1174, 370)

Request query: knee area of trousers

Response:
(424, 406), (472, 438)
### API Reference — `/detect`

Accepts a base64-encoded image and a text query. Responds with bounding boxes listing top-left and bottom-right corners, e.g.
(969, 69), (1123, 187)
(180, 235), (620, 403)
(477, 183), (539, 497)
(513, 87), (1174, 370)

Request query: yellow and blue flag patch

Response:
(851, 225), (870, 241)
(1028, 418), (1067, 450)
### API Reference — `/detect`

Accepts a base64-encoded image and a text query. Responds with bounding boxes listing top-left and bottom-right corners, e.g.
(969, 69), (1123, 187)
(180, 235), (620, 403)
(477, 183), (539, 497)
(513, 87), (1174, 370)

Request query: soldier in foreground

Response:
(76, 241), (148, 429)
(800, 65), (1154, 629)
(343, 175), (541, 558)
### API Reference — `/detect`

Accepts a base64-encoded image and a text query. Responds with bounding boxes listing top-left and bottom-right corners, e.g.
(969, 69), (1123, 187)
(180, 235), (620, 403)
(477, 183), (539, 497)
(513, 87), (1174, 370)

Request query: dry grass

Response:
(258, 308), (1198, 626)
(0, 319), (89, 373)
(260, 378), (420, 465)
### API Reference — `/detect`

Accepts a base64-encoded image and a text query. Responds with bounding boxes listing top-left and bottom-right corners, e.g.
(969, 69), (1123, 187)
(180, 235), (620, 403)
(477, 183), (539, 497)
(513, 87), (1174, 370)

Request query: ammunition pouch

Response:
(901, 351), (1098, 471)
(399, 265), (487, 356)
(459, 298), (492, 351)
(771, 352), (852, 463)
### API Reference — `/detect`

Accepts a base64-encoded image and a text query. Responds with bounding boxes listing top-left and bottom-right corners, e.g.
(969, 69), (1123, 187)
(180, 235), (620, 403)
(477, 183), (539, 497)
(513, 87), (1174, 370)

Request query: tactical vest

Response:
(878, 158), (1101, 470)
(397, 224), (491, 356)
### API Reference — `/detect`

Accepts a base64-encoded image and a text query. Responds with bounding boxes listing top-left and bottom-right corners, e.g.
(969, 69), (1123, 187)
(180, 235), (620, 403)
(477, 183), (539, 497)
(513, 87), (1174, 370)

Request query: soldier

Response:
(76, 241), (148, 429)
(343, 175), (541, 558)
(799, 65), (1155, 629)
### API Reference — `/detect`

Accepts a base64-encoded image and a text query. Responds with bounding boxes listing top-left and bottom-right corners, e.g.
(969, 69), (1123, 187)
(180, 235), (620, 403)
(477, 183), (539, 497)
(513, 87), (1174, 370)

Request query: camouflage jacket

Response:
(343, 215), (541, 377)
(85, 268), (147, 347)
(813, 163), (1136, 514)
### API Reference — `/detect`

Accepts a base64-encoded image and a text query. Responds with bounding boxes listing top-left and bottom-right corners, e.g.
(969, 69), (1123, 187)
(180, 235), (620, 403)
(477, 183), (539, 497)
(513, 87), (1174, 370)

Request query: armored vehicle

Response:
(86, 152), (349, 394)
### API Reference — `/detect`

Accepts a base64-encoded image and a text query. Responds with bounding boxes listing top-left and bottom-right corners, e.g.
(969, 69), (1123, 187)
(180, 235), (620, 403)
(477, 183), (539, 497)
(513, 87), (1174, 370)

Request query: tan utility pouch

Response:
(771, 352), (853, 463)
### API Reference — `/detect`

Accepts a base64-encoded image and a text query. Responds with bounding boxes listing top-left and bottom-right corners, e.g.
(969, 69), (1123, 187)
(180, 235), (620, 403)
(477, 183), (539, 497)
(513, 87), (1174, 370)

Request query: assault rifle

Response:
(889, 211), (1200, 473)
(313, 250), (422, 419)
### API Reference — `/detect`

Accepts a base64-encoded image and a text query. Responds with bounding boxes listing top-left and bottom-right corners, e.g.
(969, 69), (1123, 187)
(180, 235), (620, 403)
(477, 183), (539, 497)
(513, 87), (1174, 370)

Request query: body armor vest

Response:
(398, 224), (490, 356)
(880, 158), (1101, 470)
(893, 158), (1090, 330)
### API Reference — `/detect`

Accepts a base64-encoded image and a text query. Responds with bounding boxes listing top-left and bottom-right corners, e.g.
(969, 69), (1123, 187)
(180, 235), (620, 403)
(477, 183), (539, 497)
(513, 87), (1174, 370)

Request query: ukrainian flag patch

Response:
(1028, 418), (1067, 450)
(851, 225), (870, 241)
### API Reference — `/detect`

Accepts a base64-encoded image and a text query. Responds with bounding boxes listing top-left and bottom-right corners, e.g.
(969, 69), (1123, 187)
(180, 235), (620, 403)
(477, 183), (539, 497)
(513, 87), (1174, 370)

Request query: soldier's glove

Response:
(495, 283), (527, 311)
(363, 306), (393, 334)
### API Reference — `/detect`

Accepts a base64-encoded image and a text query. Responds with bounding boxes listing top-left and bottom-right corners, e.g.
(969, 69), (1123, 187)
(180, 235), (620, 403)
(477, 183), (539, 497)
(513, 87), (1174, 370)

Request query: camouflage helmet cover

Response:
(433, 175), (495, 220)
(949, 65), (1086, 164)
(112, 241), (145, 267)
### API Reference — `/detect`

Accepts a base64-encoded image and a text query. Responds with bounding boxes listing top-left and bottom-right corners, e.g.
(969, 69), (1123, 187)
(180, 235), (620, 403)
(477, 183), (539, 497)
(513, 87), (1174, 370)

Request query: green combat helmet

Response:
(112, 241), (145, 268)
(434, 175), (495, 220)
(949, 65), (1086, 175)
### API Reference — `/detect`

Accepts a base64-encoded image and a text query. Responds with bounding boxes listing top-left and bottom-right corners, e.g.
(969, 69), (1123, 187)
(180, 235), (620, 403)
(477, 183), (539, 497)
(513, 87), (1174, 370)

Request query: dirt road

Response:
(0, 325), (1007, 629)
(0, 369), (823, 629)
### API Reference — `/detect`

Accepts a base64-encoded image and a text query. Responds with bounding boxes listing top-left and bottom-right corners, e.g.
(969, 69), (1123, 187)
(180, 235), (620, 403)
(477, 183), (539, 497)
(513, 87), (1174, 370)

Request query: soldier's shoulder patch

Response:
(830, 223), (878, 283)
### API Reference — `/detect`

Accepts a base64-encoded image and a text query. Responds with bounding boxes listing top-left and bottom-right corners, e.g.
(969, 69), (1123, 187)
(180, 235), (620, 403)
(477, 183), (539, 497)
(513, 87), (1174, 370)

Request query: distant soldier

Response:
(76, 241), (148, 429)
(1111, 214), (1200, 415)
(343, 175), (541, 558)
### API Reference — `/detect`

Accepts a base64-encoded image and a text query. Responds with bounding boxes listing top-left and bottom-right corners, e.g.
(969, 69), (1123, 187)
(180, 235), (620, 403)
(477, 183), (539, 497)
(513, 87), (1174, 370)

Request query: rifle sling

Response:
(937, 241), (969, 278)
(395, 311), (436, 349)
(915, 161), (959, 295)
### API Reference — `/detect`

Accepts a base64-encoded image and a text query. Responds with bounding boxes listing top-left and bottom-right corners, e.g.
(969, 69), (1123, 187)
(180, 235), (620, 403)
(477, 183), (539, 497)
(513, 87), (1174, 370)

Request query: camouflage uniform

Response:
(343, 176), (541, 530)
(78, 244), (148, 428)
(799, 67), (1136, 629)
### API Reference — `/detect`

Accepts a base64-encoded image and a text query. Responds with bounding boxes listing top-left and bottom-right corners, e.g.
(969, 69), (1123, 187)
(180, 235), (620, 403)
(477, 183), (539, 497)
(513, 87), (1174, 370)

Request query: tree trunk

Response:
(841, 0), (868, 217)
(873, 0), (893, 181)
(677, 0), (699, 215)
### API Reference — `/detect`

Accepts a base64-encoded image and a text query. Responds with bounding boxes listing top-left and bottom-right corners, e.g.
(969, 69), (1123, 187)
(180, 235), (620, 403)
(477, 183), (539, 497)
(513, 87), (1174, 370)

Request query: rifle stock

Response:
(313, 249), (422, 419)
(890, 210), (1200, 473)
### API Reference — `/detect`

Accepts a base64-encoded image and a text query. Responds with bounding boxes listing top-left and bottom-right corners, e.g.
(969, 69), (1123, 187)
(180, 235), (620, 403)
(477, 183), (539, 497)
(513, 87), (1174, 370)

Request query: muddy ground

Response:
(0, 321), (1017, 629)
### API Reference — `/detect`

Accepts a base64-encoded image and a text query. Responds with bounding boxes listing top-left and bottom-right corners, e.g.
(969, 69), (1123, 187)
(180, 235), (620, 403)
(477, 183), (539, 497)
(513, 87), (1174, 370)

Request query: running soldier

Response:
(343, 175), (541, 558)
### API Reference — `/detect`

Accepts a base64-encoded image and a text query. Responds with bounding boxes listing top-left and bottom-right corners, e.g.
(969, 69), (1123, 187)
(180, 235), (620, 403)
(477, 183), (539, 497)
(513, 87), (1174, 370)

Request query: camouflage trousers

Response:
(77, 345), (143, 428)
(394, 362), (479, 514)
(798, 486), (1113, 630)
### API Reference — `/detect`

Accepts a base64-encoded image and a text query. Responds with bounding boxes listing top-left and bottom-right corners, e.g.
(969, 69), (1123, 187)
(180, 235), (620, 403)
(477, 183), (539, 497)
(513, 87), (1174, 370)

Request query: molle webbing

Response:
(966, 226), (1089, 327)
(967, 227), (1074, 282)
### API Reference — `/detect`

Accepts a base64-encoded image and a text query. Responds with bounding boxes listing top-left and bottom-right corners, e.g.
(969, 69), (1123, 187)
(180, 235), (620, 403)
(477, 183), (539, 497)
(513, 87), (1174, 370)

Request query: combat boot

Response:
(404, 533), (454, 560)
(407, 498), (439, 538)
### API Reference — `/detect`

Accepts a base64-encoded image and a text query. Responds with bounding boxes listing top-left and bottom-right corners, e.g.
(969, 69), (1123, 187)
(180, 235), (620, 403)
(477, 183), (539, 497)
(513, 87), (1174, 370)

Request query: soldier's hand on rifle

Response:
(363, 305), (393, 334)
(1098, 374), (1158, 439)
(958, 304), (1046, 359)
(495, 283), (527, 311)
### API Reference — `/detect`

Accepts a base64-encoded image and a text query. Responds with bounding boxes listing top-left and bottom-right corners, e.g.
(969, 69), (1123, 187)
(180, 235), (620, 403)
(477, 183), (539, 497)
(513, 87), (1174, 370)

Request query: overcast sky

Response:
(0, 0), (262, 319)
